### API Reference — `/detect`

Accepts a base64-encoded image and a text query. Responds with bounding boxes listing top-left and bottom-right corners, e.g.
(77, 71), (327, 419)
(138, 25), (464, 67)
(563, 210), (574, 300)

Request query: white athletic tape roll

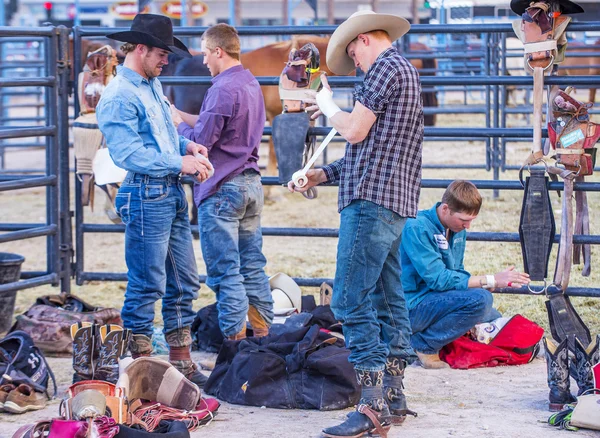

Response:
(316, 88), (342, 119)
(194, 153), (215, 181)
(291, 128), (338, 189)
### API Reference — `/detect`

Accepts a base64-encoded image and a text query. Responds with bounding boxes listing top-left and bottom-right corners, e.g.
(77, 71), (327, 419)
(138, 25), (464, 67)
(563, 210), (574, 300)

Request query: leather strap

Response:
(358, 405), (389, 438)
(532, 66), (544, 154)
(552, 172), (575, 290)
(169, 346), (191, 361)
(524, 40), (557, 54)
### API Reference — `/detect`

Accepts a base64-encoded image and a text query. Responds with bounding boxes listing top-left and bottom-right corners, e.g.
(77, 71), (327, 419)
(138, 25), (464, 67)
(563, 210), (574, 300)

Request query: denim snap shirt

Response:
(96, 65), (190, 177)
(400, 203), (471, 310)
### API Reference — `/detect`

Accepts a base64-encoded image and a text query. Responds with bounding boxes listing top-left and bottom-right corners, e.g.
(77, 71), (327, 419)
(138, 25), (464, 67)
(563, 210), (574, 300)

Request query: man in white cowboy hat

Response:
(96, 13), (212, 388)
(288, 9), (423, 438)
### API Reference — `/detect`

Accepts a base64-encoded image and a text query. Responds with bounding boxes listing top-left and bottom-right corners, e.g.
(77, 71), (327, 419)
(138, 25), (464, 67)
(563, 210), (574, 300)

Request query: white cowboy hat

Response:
(269, 272), (302, 311)
(326, 10), (410, 75)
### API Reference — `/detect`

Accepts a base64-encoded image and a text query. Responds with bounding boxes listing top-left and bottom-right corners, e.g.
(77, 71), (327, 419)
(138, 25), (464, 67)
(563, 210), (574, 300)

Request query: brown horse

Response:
(559, 39), (600, 103)
(240, 36), (438, 181)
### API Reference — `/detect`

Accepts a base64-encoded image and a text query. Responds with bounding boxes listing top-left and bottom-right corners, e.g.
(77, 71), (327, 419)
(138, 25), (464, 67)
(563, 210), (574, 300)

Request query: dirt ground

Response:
(2, 354), (599, 438)
(2, 93), (600, 436)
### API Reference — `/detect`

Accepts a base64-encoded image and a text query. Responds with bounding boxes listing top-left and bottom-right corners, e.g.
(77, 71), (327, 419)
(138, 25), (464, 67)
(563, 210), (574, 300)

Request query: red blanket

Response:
(439, 314), (544, 369)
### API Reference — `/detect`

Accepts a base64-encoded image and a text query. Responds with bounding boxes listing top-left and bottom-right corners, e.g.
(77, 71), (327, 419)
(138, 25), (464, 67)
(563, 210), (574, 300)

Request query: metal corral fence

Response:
(0, 37), (47, 172)
(2, 23), (599, 297)
(68, 22), (600, 298)
(0, 26), (72, 296)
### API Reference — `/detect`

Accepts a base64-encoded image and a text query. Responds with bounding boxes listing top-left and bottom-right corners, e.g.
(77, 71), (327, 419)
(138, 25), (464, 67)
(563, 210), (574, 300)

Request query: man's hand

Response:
(304, 74), (333, 120)
(287, 168), (327, 193)
(494, 266), (530, 288)
(186, 141), (208, 158)
(171, 104), (184, 128)
(181, 155), (211, 182)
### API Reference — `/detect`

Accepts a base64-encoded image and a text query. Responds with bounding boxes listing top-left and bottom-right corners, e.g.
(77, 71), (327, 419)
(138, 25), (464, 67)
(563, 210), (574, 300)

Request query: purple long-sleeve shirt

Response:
(177, 64), (266, 204)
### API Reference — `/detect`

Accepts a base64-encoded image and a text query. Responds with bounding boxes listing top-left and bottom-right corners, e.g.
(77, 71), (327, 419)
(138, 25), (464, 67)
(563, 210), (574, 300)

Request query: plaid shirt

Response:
(322, 47), (423, 218)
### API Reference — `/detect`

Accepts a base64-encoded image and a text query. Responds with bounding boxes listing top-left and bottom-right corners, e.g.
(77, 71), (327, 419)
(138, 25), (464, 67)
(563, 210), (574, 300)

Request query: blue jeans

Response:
(409, 289), (502, 354)
(331, 200), (416, 372)
(198, 170), (273, 338)
(114, 173), (200, 338)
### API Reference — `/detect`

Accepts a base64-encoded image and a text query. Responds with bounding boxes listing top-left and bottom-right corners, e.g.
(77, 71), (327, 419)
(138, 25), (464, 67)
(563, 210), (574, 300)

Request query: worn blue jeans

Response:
(198, 170), (273, 338)
(114, 173), (200, 338)
(409, 289), (502, 354)
(331, 200), (416, 372)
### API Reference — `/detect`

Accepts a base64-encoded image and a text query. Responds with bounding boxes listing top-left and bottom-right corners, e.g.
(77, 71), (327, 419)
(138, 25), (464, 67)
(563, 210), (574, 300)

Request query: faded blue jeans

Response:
(198, 170), (273, 338)
(114, 173), (200, 338)
(409, 289), (502, 354)
(331, 200), (416, 372)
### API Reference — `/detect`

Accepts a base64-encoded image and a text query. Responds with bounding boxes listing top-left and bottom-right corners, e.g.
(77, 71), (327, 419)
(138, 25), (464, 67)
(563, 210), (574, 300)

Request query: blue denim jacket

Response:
(96, 65), (190, 177)
(400, 203), (471, 310)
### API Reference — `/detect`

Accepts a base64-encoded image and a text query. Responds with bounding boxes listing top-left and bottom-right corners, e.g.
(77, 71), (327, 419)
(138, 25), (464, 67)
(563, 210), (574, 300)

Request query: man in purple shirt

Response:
(172, 24), (273, 341)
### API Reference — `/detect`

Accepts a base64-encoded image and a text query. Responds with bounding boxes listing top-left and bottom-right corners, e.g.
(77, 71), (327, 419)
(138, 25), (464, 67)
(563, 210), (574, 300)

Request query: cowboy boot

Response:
(227, 325), (247, 341)
(165, 327), (208, 388)
(570, 335), (600, 396)
(70, 322), (96, 383)
(95, 324), (127, 384)
(247, 306), (269, 338)
(322, 369), (391, 438)
(544, 337), (576, 411)
(383, 356), (417, 425)
(129, 333), (153, 359)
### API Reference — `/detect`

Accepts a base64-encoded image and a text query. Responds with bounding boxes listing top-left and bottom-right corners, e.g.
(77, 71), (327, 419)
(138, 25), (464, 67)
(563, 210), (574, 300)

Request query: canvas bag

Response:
(204, 324), (359, 410)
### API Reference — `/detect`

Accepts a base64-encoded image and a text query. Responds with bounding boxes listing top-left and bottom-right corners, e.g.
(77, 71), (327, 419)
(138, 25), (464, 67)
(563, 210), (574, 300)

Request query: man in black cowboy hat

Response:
(96, 13), (212, 387)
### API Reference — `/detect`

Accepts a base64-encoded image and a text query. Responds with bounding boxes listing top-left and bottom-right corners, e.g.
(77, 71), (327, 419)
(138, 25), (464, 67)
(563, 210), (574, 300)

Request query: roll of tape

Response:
(195, 153), (215, 180)
(292, 170), (308, 188)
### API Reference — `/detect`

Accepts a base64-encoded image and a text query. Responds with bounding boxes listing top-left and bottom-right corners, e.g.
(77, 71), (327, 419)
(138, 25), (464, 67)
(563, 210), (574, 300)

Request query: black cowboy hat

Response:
(510, 0), (584, 15)
(107, 14), (192, 58)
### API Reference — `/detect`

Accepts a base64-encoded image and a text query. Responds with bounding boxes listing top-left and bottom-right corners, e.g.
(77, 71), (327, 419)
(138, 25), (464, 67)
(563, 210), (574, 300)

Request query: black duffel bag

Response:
(204, 325), (359, 410)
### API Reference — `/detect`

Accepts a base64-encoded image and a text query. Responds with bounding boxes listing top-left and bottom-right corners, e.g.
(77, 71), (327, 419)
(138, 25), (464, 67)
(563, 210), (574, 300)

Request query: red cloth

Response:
(439, 314), (544, 369)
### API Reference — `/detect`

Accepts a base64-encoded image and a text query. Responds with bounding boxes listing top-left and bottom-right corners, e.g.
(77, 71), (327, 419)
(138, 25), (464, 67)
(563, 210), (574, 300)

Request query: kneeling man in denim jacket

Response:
(401, 180), (530, 369)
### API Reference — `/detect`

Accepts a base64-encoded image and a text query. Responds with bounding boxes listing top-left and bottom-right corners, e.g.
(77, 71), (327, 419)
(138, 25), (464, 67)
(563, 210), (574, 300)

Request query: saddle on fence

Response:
(548, 89), (600, 176)
(74, 45), (124, 220)
(279, 42), (322, 113)
(78, 45), (119, 115)
(273, 42), (324, 190)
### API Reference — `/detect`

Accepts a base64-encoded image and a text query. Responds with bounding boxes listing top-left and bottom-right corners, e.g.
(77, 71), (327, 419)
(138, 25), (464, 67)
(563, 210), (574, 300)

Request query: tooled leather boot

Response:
(544, 337), (576, 411)
(70, 322), (96, 383)
(322, 369), (391, 438)
(166, 327), (207, 388)
(129, 333), (153, 359)
(383, 356), (417, 425)
(248, 306), (269, 338)
(570, 334), (600, 396)
(95, 324), (129, 384)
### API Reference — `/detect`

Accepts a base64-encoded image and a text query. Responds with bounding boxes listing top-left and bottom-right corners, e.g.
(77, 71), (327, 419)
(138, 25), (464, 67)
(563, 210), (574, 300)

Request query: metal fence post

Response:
(57, 26), (73, 293)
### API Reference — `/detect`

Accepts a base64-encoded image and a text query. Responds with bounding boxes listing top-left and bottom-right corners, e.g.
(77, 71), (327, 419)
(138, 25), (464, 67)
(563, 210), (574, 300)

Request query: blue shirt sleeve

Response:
(402, 223), (471, 292)
(177, 88), (234, 150)
(179, 135), (191, 156)
(97, 97), (182, 175)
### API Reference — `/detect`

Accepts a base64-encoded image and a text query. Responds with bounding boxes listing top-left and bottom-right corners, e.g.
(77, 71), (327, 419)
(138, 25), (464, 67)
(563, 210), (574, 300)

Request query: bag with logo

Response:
(0, 330), (56, 398)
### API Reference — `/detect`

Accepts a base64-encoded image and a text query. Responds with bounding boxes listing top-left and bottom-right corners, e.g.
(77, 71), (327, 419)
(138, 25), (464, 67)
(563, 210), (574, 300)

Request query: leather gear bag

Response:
(11, 293), (121, 357)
